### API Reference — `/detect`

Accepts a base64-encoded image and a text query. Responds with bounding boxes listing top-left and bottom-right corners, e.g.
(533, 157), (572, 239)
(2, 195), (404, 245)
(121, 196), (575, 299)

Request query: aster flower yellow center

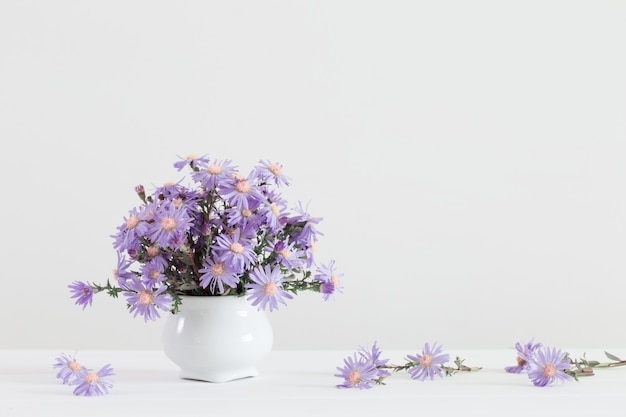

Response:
(241, 208), (253, 218)
(270, 203), (280, 217)
(331, 274), (339, 287)
(212, 263), (225, 275)
(279, 249), (291, 259)
(173, 198), (183, 208)
(420, 354), (433, 367)
(147, 246), (161, 258)
(348, 370), (362, 385)
(85, 372), (99, 384)
(208, 164), (222, 175)
(139, 290), (154, 305)
(163, 181), (175, 187)
(543, 363), (557, 377)
(263, 282), (278, 296)
(126, 215), (140, 229)
(269, 164), (282, 176)
(235, 179), (251, 194)
(69, 361), (82, 372)
(230, 242), (244, 254)
(186, 154), (197, 160)
(161, 217), (177, 231)
(149, 270), (160, 280)
(112, 269), (119, 282)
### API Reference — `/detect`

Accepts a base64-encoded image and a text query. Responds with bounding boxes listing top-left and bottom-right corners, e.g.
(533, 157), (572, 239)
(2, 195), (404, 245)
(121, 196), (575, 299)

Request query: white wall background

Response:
(1, 1), (625, 351)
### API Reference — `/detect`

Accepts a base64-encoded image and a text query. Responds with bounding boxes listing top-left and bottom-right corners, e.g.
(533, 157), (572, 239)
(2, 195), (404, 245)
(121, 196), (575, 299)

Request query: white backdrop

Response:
(1, 1), (625, 351)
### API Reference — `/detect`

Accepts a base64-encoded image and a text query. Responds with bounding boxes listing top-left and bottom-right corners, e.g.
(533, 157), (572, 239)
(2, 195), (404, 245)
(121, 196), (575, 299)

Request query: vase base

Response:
(179, 367), (259, 383)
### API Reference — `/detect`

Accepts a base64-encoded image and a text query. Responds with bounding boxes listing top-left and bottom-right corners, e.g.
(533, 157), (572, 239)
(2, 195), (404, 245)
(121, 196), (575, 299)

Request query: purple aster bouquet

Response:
(69, 155), (343, 321)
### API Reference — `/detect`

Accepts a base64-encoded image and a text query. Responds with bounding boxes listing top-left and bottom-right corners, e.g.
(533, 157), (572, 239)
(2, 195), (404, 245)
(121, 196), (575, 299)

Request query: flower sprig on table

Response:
(53, 353), (114, 396)
(335, 342), (481, 389)
(69, 155), (343, 321)
(505, 338), (626, 387)
(336, 339), (625, 389)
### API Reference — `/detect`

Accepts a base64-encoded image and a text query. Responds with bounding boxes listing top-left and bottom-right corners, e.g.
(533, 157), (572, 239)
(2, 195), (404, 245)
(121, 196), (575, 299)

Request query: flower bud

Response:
(135, 185), (146, 202)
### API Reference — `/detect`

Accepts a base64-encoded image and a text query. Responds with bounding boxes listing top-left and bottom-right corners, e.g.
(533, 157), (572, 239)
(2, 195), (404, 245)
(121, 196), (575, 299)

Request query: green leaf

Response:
(605, 351), (622, 362)
(594, 362), (611, 368)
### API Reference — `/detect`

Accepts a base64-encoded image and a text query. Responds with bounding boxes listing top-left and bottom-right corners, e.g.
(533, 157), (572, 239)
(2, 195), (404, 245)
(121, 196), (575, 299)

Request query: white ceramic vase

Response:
(162, 295), (273, 382)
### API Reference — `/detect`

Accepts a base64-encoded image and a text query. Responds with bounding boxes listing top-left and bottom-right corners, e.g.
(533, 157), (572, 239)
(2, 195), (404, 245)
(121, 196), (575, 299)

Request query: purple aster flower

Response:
(144, 248), (169, 268)
(146, 203), (192, 249)
(264, 238), (305, 271)
(113, 253), (136, 289)
(199, 219), (213, 236)
(140, 259), (167, 285)
(505, 338), (543, 374)
(135, 200), (158, 225)
(124, 279), (172, 322)
(71, 364), (115, 396)
(406, 342), (450, 381)
(527, 346), (572, 387)
(335, 353), (379, 389)
(259, 201), (286, 233)
(289, 201), (324, 245)
(53, 353), (86, 384)
(112, 207), (149, 252)
(68, 281), (95, 310)
(150, 180), (188, 201)
(314, 260), (344, 301)
(225, 205), (260, 227)
(238, 221), (260, 241)
(220, 173), (264, 210)
(213, 229), (257, 271)
(358, 342), (391, 380)
(199, 258), (241, 294)
(192, 159), (237, 190)
(262, 188), (285, 204)
(245, 264), (294, 311)
(173, 154), (209, 171)
(255, 159), (291, 187)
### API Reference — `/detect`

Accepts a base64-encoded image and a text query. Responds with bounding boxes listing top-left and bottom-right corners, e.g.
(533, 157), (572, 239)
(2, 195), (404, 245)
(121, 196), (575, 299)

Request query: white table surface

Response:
(1, 349), (625, 417)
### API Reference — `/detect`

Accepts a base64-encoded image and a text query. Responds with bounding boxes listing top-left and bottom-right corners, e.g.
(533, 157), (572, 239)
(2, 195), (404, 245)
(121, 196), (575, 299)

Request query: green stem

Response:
(91, 280), (124, 298)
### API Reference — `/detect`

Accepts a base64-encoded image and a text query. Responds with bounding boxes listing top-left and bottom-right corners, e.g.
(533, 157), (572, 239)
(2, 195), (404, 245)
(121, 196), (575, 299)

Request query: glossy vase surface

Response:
(162, 295), (273, 382)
